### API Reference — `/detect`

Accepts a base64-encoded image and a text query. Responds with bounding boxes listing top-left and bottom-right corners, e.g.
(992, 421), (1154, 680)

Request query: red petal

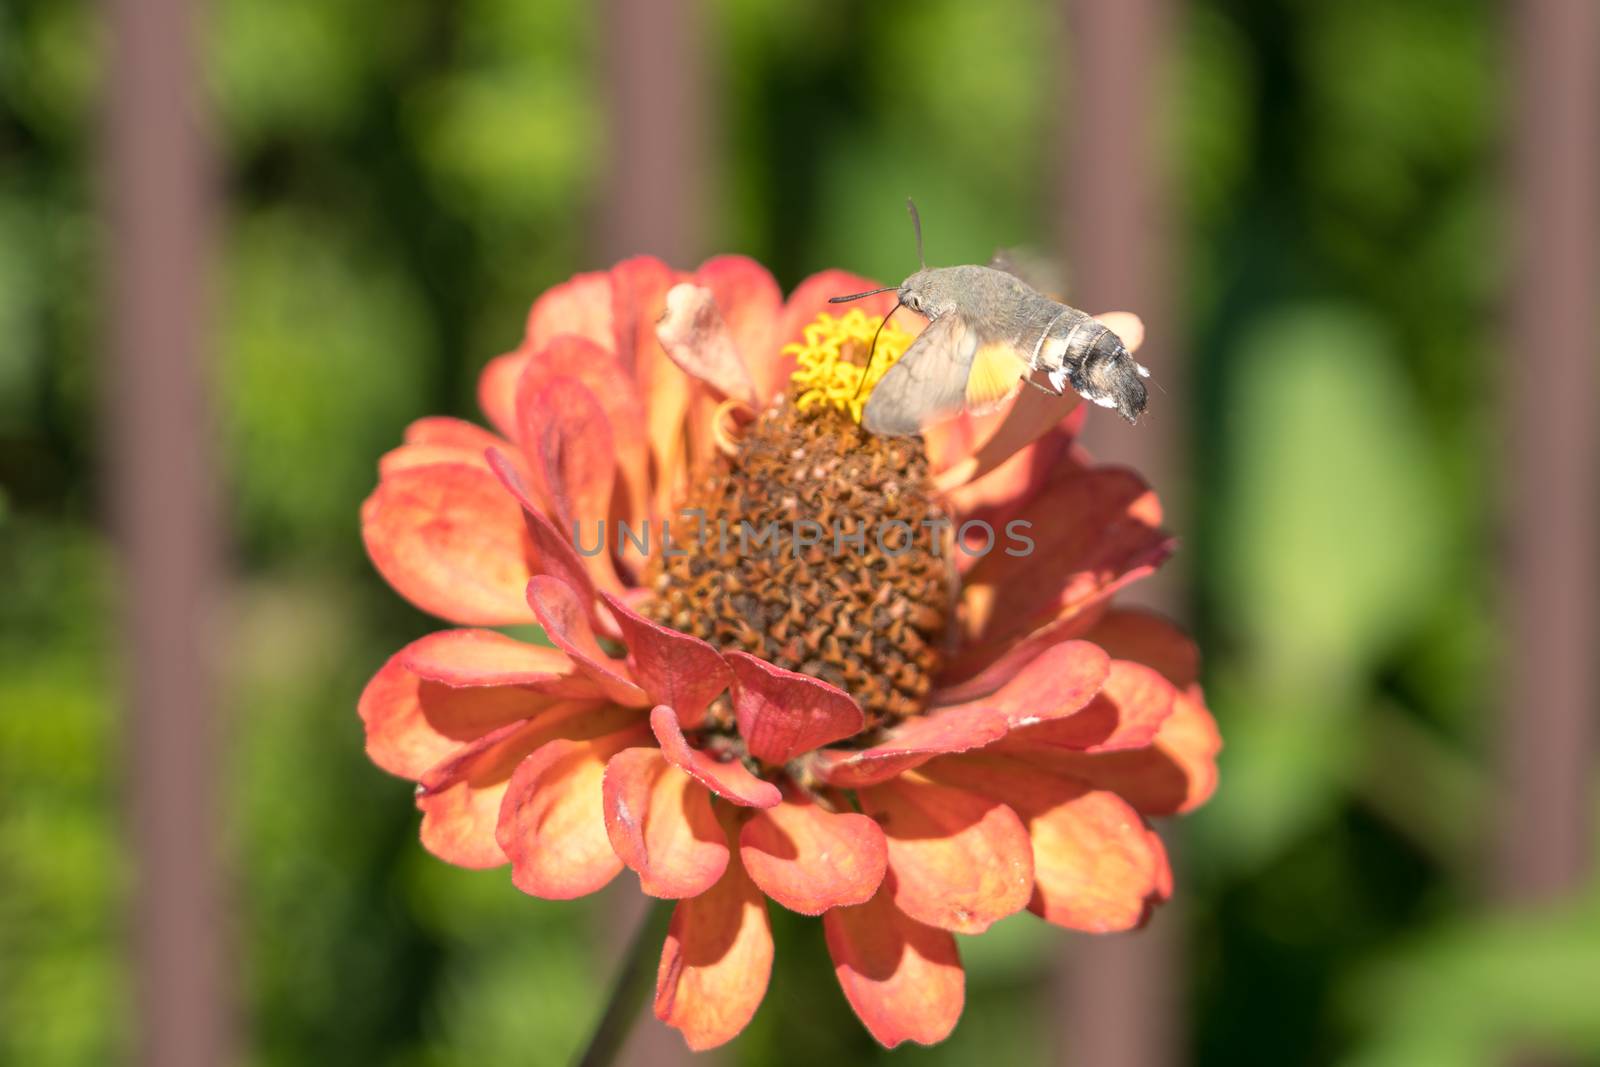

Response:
(920, 754), (1164, 932)
(485, 448), (609, 624)
(417, 702), (643, 869)
(1086, 608), (1201, 688)
(924, 406), (1082, 527)
(739, 790), (886, 914)
(602, 747), (729, 898)
(515, 334), (649, 526)
(725, 651), (865, 765)
(859, 776), (1033, 934)
(823, 885), (963, 1049)
(525, 576), (645, 706)
(517, 374), (622, 594)
(810, 705), (1008, 789)
(362, 463), (534, 626)
(931, 639), (1109, 725)
(601, 591), (731, 727)
(495, 722), (652, 898)
(359, 640), (561, 780)
(399, 628), (598, 695)
(649, 706), (782, 808)
(655, 845), (773, 1051)
(656, 283), (758, 405)
(999, 658), (1175, 754)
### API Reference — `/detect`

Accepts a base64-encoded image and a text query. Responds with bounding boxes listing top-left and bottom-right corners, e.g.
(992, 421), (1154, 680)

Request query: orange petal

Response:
(739, 790), (886, 914)
(527, 269), (615, 352)
(650, 706), (782, 808)
(919, 754), (1164, 932)
(655, 844), (774, 1051)
(725, 651), (865, 765)
(931, 639), (1109, 725)
(495, 722), (652, 898)
(517, 374), (622, 594)
(359, 639), (561, 780)
(858, 776), (1033, 934)
(399, 628), (599, 695)
(603, 747), (729, 898)
(525, 576), (646, 707)
(810, 705), (1008, 789)
(610, 257), (694, 514)
(485, 448), (612, 633)
(1086, 608), (1201, 688)
(656, 283), (759, 406)
(361, 463), (534, 627)
(516, 334), (650, 527)
(602, 591), (732, 727)
(379, 416), (515, 478)
(823, 885), (964, 1049)
(999, 658), (1175, 753)
(945, 465), (1170, 687)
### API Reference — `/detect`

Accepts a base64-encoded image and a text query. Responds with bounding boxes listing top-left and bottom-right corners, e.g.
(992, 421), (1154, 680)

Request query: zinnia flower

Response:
(359, 255), (1220, 1050)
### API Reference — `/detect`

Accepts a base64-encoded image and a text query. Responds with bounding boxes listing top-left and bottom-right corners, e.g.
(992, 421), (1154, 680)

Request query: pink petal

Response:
(931, 639), (1109, 726)
(649, 706), (782, 808)
(823, 885), (963, 1049)
(525, 576), (646, 707)
(655, 845), (773, 1051)
(495, 723), (651, 898)
(361, 463), (534, 627)
(516, 374), (622, 594)
(601, 591), (732, 727)
(602, 747), (730, 898)
(485, 448), (609, 631)
(725, 651), (865, 766)
(739, 789), (886, 914)
(378, 417), (515, 478)
(810, 705), (1008, 789)
(859, 777), (1033, 934)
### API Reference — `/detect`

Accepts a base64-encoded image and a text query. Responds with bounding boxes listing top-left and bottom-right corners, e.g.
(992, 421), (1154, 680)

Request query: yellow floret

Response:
(786, 308), (917, 423)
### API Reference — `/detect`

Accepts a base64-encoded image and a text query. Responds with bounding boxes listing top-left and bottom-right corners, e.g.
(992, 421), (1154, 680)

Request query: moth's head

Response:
(897, 268), (954, 317)
(1072, 332), (1150, 423)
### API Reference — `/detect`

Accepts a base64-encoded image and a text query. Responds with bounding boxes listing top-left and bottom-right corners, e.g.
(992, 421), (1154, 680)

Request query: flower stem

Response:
(573, 895), (675, 1067)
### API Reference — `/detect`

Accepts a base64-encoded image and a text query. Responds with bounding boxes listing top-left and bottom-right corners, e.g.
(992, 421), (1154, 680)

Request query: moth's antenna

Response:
(906, 198), (925, 268)
(853, 303), (901, 399)
(829, 286), (898, 303)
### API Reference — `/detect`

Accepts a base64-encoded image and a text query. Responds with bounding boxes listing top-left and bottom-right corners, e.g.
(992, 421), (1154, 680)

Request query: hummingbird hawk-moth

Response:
(830, 201), (1150, 437)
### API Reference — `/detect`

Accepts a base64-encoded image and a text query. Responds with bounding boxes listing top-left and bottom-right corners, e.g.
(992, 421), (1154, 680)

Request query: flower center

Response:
(644, 310), (953, 729)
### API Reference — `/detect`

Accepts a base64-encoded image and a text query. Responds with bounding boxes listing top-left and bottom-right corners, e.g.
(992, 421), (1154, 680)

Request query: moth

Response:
(831, 201), (1150, 437)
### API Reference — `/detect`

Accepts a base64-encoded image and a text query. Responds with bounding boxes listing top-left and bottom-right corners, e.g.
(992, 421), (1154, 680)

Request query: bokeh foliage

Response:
(2, 0), (1596, 1064)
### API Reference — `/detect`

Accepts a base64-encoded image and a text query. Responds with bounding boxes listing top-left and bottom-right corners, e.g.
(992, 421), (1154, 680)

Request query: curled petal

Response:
(526, 576), (646, 707)
(694, 255), (781, 372)
(655, 844), (774, 1051)
(931, 639), (1109, 727)
(516, 335), (649, 525)
(650, 706), (782, 808)
(517, 375), (622, 594)
(725, 651), (864, 765)
(823, 885), (963, 1049)
(739, 790), (887, 914)
(602, 591), (732, 727)
(859, 777), (1033, 934)
(810, 705), (1007, 789)
(999, 659), (1176, 754)
(485, 449), (612, 632)
(920, 754), (1165, 932)
(418, 702), (643, 870)
(657, 283), (759, 406)
(361, 463), (533, 627)
(360, 641), (559, 780)
(496, 722), (652, 899)
(603, 748), (729, 898)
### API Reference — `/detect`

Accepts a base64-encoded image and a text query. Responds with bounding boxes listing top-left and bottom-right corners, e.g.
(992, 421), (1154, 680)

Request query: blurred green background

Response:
(2, 0), (1597, 1064)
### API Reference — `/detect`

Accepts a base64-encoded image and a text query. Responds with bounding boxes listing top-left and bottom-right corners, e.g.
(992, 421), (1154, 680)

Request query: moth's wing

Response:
(861, 315), (978, 436)
(965, 342), (1031, 414)
(986, 248), (1066, 301)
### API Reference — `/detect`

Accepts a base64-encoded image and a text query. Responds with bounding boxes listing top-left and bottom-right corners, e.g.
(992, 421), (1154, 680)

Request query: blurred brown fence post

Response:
(1496, 1), (1597, 903)
(104, 0), (229, 1065)
(597, 0), (710, 1062)
(1055, 0), (1184, 1065)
